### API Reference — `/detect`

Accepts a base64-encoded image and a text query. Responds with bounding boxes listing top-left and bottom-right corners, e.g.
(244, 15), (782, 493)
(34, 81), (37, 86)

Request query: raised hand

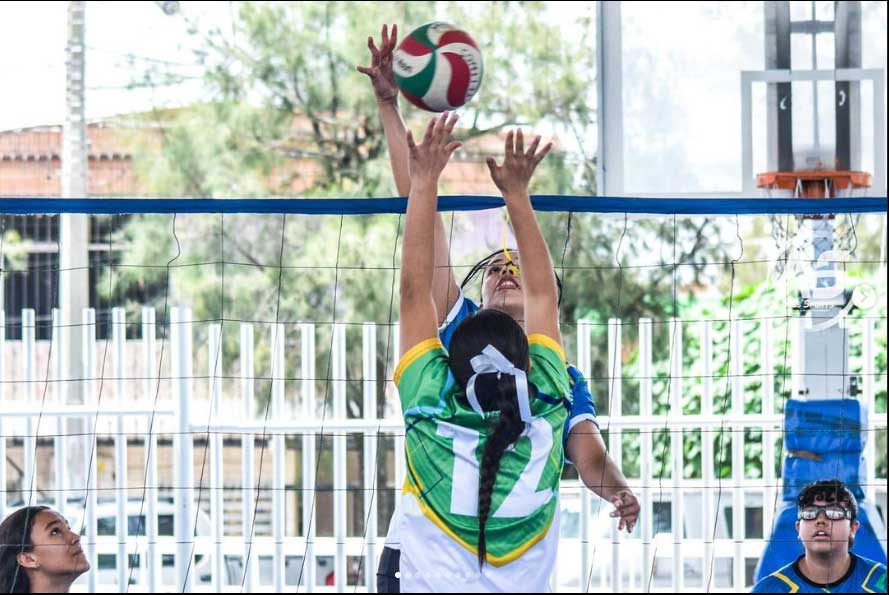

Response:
(485, 129), (552, 198)
(406, 112), (462, 184)
(356, 24), (399, 103)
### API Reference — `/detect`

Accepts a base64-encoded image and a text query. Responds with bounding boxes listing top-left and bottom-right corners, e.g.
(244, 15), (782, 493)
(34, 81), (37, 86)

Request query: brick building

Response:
(0, 116), (503, 338)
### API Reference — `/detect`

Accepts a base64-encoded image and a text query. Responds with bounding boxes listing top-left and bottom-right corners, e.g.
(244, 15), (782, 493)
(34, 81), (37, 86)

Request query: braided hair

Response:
(448, 309), (531, 566)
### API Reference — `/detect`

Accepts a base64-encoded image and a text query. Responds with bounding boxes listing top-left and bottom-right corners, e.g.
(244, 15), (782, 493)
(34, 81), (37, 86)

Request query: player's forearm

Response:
(401, 179), (438, 297)
(503, 191), (558, 308)
(378, 100), (412, 196)
(431, 212), (459, 325)
(568, 423), (632, 500)
(578, 453), (631, 501)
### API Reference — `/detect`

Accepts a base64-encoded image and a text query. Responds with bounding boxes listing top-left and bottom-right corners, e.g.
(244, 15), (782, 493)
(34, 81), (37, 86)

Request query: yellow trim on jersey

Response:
(402, 446), (553, 567)
(861, 561), (880, 593)
(394, 338), (444, 386)
(772, 571), (800, 593)
(402, 443), (425, 493)
(528, 333), (566, 364)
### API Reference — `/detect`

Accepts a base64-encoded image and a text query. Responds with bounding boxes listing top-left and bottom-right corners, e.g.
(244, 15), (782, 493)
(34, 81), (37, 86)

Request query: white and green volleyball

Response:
(393, 22), (483, 112)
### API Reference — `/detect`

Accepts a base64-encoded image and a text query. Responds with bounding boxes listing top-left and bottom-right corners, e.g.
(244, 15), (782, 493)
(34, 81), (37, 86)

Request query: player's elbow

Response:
(525, 291), (559, 315)
(400, 272), (429, 304)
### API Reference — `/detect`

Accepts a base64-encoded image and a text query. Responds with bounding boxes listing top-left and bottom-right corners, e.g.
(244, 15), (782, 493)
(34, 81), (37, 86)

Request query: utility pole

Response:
(60, 0), (90, 502)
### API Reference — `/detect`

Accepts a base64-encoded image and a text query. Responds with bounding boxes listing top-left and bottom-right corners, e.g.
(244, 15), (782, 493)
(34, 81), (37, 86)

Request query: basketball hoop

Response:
(758, 169), (871, 289)
(756, 169), (872, 200)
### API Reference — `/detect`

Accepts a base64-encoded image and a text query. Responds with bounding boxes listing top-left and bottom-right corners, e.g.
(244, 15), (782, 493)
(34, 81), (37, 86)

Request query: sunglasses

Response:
(798, 506), (853, 521)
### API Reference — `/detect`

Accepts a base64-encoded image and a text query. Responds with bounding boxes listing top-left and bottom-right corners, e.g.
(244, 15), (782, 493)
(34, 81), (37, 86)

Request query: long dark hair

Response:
(449, 309), (530, 567)
(0, 506), (49, 593)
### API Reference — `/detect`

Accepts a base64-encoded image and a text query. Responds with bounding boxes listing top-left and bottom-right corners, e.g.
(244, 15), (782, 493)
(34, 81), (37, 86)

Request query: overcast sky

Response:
(1, 1), (884, 194)
(0, 1), (228, 131)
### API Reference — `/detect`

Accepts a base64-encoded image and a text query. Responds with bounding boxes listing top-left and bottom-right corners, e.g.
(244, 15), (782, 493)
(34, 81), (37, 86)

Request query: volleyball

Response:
(393, 22), (483, 112)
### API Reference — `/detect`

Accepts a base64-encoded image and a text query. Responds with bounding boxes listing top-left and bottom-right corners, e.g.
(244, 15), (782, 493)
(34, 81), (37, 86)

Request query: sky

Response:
(0, 1), (590, 131)
(0, 1), (885, 195)
(0, 1), (228, 131)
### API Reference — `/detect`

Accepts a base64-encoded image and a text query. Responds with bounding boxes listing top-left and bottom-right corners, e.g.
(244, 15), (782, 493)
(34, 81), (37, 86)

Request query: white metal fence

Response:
(1, 306), (886, 592)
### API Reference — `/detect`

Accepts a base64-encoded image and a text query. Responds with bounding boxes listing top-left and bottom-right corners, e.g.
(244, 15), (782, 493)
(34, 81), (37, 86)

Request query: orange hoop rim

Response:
(756, 169), (872, 191)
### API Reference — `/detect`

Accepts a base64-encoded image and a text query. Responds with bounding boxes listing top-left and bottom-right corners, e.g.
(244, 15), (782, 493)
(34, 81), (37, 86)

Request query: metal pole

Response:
(61, 0), (91, 496)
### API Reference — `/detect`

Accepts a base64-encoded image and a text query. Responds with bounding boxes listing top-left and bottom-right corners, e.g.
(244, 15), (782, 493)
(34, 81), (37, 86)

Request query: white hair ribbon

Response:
(465, 344), (532, 423)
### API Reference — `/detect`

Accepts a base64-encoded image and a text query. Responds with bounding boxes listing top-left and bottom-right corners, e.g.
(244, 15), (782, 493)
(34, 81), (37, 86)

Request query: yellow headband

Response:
(501, 212), (519, 277)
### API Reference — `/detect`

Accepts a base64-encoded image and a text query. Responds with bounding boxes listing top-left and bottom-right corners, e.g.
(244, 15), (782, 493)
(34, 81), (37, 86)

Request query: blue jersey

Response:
(751, 554), (887, 593)
(439, 291), (599, 451)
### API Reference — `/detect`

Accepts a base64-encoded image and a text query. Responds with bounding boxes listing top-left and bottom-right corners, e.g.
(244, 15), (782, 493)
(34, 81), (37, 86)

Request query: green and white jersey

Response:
(394, 334), (571, 569)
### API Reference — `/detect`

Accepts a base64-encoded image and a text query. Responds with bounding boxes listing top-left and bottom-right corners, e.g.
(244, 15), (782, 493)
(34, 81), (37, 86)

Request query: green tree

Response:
(106, 1), (731, 418)
(130, 1), (598, 196)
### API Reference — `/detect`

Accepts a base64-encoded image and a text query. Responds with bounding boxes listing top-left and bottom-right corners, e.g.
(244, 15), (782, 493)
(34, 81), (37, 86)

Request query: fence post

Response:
(209, 323), (224, 592)
(362, 322), (378, 593)
(172, 307), (194, 593)
(83, 307), (97, 593)
(271, 322), (286, 593)
(301, 322), (317, 591)
(731, 319), (745, 589)
(53, 309), (67, 514)
(639, 318), (653, 593)
(333, 323), (347, 593)
(23, 309), (36, 506)
(112, 307), (129, 591)
(761, 320), (777, 540)
(701, 321), (715, 591)
(142, 307), (159, 591)
(669, 318), (683, 592)
(240, 322), (256, 591)
(609, 318), (624, 591)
